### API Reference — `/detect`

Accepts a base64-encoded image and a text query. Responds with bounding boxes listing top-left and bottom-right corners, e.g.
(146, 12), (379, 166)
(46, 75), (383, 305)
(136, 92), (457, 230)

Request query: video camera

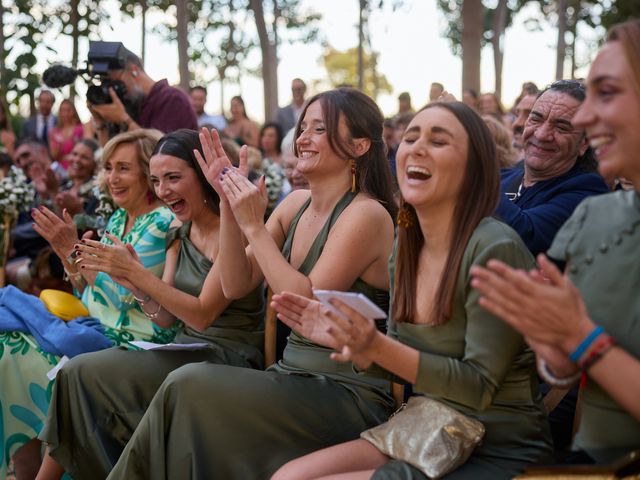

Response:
(42, 41), (130, 105)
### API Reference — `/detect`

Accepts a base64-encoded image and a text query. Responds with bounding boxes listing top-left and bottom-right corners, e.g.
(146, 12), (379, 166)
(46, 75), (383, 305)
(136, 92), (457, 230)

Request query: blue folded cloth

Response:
(0, 285), (113, 357)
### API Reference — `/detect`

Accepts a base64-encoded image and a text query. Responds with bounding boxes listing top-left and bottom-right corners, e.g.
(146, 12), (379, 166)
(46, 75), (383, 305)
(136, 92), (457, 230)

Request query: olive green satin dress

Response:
(39, 223), (265, 479)
(372, 218), (553, 480)
(107, 191), (396, 480)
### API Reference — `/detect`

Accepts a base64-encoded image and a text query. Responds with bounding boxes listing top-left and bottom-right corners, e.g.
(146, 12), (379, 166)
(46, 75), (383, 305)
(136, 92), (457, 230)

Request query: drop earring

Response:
(350, 159), (357, 193)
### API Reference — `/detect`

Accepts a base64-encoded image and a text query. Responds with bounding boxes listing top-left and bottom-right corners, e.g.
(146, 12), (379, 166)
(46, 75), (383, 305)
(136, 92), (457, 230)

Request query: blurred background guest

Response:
(224, 95), (259, 147)
(0, 98), (17, 159)
(48, 99), (84, 170)
(20, 90), (56, 151)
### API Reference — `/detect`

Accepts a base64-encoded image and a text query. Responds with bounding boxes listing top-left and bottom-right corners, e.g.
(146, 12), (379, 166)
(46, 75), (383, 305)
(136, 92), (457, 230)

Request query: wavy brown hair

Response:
(393, 102), (500, 325)
(293, 87), (397, 219)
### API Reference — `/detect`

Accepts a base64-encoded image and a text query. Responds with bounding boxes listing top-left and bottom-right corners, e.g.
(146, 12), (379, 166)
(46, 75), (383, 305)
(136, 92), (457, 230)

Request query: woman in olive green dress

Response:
(36, 129), (264, 480)
(471, 19), (640, 463)
(272, 102), (552, 480)
(106, 88), (398, 479)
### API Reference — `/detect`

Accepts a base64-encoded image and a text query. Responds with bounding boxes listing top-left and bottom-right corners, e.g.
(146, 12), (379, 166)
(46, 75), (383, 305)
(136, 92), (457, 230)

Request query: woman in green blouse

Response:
(272, 102), (552, 480)
(471, 19), (640, 463)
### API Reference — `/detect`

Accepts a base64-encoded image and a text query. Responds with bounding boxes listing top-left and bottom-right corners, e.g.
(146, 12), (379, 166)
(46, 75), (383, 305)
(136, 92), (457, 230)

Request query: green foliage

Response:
(580, 0), (640, 32)
(0, 0), (52, 110)
(322, 47), (392, 98)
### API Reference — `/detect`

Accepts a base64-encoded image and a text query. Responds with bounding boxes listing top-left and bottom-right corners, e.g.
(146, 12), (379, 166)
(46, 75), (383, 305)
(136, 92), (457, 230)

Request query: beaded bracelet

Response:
(568, 326), (604, 362)
(63, 268), (83, 282)
(133, 293), (151, 306)
(142, 302), (162, 320)
(578, 335), (616, 371)
(537, 357), (582, 387)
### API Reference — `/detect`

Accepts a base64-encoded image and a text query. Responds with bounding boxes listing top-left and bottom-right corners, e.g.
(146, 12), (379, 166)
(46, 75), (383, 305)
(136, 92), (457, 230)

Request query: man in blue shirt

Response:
(497, 80), (608, 256)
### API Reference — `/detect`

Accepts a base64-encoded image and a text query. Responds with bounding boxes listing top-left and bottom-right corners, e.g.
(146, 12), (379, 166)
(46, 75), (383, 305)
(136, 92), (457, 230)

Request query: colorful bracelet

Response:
(568, 326), (604, 362)
(578, 335), (616, 371)
(537, 357), (582, 387)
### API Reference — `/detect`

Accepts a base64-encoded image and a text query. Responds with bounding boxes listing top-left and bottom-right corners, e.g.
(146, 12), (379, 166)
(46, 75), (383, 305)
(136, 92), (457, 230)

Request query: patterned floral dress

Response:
(0, 206), (175, 478)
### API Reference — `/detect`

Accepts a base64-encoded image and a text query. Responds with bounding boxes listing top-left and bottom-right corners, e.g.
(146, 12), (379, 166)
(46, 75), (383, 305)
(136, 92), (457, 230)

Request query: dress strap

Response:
(282, 191), (357, 276)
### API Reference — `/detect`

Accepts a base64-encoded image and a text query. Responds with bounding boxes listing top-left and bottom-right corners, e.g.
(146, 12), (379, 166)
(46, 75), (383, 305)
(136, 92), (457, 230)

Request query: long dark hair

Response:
(260, 122), (284, 155)
(394, 102), (500, 325)
(293, 87), (397, 219)
(230, 95), (249, 119)
(152, 129), (220, 215)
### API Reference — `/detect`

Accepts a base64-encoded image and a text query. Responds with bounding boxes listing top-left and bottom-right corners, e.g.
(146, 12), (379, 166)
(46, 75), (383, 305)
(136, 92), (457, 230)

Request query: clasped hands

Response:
(271, 292), (380, 368)
(195, 127), (268, 232)
(73, 234), (141, 290)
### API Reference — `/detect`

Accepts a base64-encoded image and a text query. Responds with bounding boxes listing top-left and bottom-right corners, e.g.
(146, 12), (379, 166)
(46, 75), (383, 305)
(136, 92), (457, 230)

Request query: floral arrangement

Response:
(262, 160), (285, 212)
(73, 185), (116, 235)
(0, 166), (35, 219)
(0, 166), (35, 267)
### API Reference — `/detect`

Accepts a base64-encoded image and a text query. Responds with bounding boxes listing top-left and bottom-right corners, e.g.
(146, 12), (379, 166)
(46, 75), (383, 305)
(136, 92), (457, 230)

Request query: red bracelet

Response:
(577, 334), (616, 371)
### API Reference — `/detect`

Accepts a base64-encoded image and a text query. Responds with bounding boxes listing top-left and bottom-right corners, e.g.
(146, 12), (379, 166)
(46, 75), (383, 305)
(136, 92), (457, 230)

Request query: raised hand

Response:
(194, 127), (249, 197)
(220, 170), (268, 232)
(55, 191), (84, 216)
(470, 254), (595, 355)
(32, 207), (78, 258)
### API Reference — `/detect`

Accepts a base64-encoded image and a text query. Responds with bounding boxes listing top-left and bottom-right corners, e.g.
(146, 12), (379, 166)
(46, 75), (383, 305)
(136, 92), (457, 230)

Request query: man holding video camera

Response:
(89, 46), (197, 145)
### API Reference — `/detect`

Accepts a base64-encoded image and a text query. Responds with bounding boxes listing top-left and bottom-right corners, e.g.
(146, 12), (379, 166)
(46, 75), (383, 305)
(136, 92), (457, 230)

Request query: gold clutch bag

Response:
(361, 396), (485, 479)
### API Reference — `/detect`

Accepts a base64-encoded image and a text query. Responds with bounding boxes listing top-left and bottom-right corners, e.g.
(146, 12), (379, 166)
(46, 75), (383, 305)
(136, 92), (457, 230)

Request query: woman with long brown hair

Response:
(272, 102), (552, 480)
(106, 88), (398, 479)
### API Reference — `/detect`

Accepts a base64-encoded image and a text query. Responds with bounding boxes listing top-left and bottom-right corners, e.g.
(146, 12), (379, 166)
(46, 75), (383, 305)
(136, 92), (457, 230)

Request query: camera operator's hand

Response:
(89, 88), (132, 126)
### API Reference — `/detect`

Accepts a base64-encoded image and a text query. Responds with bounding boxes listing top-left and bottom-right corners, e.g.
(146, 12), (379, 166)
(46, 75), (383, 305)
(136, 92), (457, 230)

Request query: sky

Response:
(26, 0), (602, 122)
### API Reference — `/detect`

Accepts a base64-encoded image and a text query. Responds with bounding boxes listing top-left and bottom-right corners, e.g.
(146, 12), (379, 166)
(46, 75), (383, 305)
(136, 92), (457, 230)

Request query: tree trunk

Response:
(219, 74), (225, 116)
(491, 0), (508, 102)
(357, 0), (365, 91)
(70, 0), (80, 99)
(461, 0), (483, 95)
(0, 2), (6, 97)
(569, 0), (578, 79)
(175, 0), (190, 92)
(249, 0), (278, 122)
(141, 0), (147, 68)
(555, 0), (567, 80)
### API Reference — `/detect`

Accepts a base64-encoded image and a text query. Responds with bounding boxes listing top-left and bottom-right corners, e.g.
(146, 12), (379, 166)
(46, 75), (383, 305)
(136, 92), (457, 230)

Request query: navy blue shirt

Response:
(496, 164), (608, 256)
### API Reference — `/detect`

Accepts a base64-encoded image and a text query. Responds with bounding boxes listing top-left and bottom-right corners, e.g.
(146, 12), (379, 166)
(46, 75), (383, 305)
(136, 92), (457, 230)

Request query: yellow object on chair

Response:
(40, 289), (89, 322)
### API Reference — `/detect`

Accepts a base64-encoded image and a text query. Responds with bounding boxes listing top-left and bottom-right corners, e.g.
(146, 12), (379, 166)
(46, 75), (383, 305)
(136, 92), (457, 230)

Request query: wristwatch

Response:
(66, 249), (80, 265)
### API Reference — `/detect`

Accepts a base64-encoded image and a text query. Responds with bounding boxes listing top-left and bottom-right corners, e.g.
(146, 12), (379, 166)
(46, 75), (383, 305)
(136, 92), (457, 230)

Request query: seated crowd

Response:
(0, 18), (638, 480)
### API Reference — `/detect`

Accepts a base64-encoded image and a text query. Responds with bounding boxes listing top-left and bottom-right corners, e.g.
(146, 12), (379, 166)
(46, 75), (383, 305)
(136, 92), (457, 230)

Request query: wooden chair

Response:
(264, 288), (278, 367)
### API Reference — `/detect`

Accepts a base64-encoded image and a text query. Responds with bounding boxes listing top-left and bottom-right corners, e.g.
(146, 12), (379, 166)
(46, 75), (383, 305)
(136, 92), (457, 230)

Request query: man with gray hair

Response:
(276, 78), (307, 133)
(497, 80), (608, 256)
